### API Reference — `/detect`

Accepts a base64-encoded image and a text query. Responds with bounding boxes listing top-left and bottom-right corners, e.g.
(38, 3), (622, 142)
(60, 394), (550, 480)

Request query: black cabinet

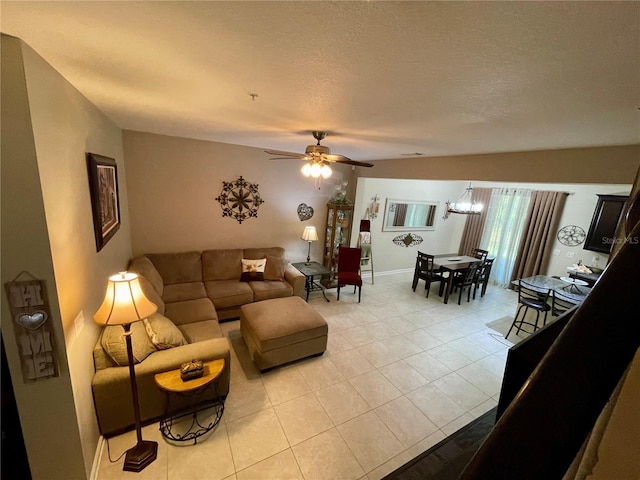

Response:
(583, 194), (628, 254)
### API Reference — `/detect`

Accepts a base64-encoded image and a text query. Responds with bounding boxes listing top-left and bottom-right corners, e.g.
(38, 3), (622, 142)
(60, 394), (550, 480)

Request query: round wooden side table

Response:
(154, 358), (225, 444)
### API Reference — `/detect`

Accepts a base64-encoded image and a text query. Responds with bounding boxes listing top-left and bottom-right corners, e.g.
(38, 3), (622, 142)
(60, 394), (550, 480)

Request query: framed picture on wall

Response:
(87, 152), (120, 252)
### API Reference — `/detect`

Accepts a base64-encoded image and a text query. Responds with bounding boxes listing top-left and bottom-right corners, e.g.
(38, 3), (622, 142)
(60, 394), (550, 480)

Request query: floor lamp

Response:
(93, 272), (158, 472)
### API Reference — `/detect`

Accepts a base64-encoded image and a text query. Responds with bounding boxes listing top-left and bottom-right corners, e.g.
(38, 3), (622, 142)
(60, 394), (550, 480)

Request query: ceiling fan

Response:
(265, 131), (374, 169)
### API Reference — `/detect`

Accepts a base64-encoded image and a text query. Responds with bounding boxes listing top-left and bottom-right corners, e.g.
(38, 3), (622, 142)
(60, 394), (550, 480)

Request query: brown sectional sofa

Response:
(92, 247), (305, 436)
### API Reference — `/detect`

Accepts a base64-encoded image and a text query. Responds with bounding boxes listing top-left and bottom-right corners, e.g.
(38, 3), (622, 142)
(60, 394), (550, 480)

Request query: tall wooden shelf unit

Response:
(321, 203), (354, 288)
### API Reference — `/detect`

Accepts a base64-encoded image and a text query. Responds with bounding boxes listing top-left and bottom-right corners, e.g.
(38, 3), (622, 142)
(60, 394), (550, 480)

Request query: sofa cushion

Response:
(162, 282), (207, 303)
(202, 249), (244, 281)
(249, 280), (293, 302)
(100, 322), (156, 366)
(205, 280), (254, 309)
(240, 258), (266, 282)
(128, 256), (164, 296)
(178, 320), (223, 344)
(143, 313), (187, 350)
(135, 274), (165, 315)
(163, 298), (218, 326)
(244, 247), (287, 261)
(147, 251), (203, 284)
(264, 255), (287, 281)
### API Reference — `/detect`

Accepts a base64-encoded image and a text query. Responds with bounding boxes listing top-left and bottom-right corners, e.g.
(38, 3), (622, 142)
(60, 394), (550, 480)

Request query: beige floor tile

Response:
(374, 396), (439, 448)
(382, 334), (423, 358)
(292, 428), (365, 480)
(427, 343), (475, 370)
(423, 321), (469, 343)
(226, 408), (289, 472)
(224, 379), (271, 422)
(330, 348), (375, 379)
(356, 341), (401, 368)
(406, 383), (467, 428)
(432, 372), (490, 410)
(386, 315), (420, 334)
(441, 412), (475, 436)
(235, 449), (303, 480)
(378, 360), (429, 394)
(326, 330), (354, 355)
(470, 397), (498, 418)
(408, 328), (444, 350)
(446, 337), (493, 361)
(314, 381), (370, 425)
(341, 325), (377, 347)
(275, 393), (333, 446)
(349, 370), (402, 408)
(366, 321), (400, 340)
(167, 423), (234, 480)
(261, 366), (310, 405)
(457, 361), (504, 397)
(337, 411), (404, 473)
(407, 430), (447, 459)
(404, 351), (452, 382)
(297, 356), (345, 391)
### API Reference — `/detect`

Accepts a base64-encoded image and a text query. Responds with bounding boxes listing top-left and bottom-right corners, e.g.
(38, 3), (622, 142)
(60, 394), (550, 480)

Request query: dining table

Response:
(432, 253), (484, 304)
(512, 274), (592, 304)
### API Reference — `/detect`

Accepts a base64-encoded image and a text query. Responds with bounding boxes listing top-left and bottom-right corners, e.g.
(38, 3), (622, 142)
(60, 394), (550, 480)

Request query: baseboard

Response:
(89, 435), (104, 480)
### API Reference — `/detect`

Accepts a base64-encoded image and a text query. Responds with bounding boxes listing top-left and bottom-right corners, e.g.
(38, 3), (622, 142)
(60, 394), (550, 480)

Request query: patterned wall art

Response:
(297, 203), (314, 221)
(392, 232), (424, 248)
(215, 176), (264, 224)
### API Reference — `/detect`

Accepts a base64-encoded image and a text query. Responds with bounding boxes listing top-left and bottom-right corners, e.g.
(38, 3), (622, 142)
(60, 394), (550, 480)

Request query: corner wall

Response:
(1, 35), (131, 479)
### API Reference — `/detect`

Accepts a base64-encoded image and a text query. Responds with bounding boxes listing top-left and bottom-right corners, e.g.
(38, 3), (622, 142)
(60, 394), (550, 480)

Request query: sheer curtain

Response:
(479, 188), (532, 287)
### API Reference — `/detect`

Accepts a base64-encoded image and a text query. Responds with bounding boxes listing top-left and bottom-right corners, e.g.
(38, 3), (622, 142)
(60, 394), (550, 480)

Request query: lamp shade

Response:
(93, 272), (157, 326)
(301, 226), (319, 242)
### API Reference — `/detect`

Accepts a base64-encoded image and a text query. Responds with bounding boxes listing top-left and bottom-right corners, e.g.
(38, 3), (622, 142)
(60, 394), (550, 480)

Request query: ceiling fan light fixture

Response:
(321, 164), (332, 179)
(301, 163), (312, 177)
(310, 162), (322, 178)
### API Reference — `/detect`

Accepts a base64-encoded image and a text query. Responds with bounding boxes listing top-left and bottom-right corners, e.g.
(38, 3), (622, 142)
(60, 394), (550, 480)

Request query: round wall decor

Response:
(215, 176), (264, 224)
(297, 203), (314, 221)
(557, 225), (586, 246)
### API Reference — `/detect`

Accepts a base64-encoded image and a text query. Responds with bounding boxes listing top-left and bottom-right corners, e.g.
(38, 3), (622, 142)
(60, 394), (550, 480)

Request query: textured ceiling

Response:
(2, 1), (639, 161)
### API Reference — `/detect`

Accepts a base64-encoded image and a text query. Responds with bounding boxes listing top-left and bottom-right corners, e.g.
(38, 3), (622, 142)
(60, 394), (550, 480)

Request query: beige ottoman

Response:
(240, 296), (328, 372)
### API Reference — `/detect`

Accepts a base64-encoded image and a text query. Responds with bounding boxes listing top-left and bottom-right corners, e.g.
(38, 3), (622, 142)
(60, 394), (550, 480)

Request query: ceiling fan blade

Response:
(323, 154), (374, 168)
(264, 149), (306, 159)
(269, 157), (307, 161)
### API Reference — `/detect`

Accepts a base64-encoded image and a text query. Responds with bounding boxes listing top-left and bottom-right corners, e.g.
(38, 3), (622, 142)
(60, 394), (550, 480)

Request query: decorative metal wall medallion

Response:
(557, 225), (586, 246)
(215, 176), (264, 224)
(297, 203), (314, 221)
(392, 233), (424, 247)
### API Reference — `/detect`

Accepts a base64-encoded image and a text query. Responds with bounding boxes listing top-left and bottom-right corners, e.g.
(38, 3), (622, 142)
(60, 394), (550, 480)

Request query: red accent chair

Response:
(336, 247), (363, 303)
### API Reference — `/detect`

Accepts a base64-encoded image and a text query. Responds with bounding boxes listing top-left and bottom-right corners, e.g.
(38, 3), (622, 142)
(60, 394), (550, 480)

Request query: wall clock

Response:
(215, 176), (264, 224)
(557, 225), (586, 246)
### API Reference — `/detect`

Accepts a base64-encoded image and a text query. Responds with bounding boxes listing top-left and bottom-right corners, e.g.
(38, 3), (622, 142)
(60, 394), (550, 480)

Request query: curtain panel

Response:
(510, 190), (568, 282)
(458, 188), (493, 255)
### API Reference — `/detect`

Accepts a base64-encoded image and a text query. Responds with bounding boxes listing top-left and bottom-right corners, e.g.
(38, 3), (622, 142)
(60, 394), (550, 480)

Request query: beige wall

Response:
(123, 130), (355, 262)
(1, 35), (131, 479)
(364, 145), (640, 184)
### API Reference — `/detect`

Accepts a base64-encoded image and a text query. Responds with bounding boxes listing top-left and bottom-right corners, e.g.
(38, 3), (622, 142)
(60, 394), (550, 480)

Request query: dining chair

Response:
(411, 252), (446, 298)
(473, 258), (494, 299)
(336, 246), (363, 302)
(471, 248), (489, 262)
(506, 279), (551, 338)
(551, 289), (576, 317)
(452, 263), (480, 305)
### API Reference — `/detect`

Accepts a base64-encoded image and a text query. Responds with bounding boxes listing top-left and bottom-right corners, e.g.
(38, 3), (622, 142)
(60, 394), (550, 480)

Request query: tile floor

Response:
(96, 272), (524, 480)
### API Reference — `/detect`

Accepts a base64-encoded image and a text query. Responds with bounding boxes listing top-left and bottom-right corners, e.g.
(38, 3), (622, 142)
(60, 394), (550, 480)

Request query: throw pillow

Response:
(264, 255), (287, 281)
(101, 321), (156, 366)
(240, 258), (266, 282)
(143, 312), (187, 350)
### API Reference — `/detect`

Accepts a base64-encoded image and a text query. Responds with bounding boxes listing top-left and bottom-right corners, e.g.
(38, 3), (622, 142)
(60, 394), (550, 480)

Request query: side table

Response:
(154, 358), (225, 445)
(291, 261), (331, 302)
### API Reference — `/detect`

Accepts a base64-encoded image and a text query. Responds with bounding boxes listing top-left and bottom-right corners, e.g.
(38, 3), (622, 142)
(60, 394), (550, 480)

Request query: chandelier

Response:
(443, 182), (483, 220)
(301, 160), (332, 190)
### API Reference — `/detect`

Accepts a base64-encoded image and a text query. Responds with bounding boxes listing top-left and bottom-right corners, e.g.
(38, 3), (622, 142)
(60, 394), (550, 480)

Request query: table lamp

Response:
(301, 226), (318, 265)
(93, 272), (158, 472)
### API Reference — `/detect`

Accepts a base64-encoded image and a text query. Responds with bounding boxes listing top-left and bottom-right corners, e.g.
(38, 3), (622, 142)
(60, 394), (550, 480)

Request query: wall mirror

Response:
(382, 199), (439, 232)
